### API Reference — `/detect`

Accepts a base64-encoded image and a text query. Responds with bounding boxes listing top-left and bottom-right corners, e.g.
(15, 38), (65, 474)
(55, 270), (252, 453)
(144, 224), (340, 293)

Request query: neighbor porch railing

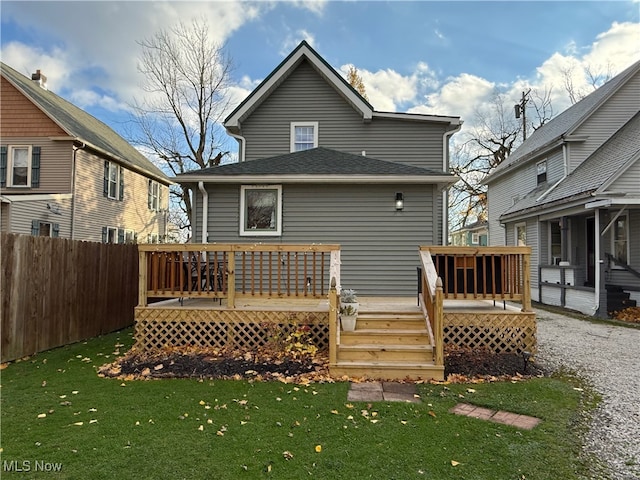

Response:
(420, 246), (532, 311)
(138, 243), (340, 308)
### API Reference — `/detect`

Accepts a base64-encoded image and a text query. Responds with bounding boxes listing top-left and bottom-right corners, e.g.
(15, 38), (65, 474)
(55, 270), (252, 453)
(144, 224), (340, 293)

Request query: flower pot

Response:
(341, 314), (357, 331)
(341, 302), (359, 315)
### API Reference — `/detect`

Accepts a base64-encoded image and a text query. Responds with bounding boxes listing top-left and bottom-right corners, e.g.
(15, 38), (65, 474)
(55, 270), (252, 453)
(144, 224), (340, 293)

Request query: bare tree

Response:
(129, 18), (233, 235)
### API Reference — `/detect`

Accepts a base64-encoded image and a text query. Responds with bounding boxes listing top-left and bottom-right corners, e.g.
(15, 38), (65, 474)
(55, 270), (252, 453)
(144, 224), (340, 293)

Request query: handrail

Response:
(420, 245), (532, 312)
(605, 252), (640, 281)
(419, 250), (444, 367)
(138, 243), (340, 308)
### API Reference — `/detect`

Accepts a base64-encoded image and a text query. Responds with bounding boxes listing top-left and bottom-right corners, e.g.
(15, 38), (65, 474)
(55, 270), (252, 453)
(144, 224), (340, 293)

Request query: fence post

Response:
(138, 248), (148, 307)
(328, 276), (338, 367)
(434, 277), (444, 366)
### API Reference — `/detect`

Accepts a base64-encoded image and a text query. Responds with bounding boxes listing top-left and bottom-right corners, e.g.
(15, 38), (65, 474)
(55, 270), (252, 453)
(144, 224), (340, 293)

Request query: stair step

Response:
(340, 329), (429, 346)
(355, 316), (425, 329)
(332, 361), (444, 381)
(338, 344), (433, 362)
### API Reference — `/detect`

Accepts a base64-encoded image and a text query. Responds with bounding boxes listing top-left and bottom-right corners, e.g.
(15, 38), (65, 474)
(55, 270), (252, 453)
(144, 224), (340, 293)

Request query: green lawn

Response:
(1, 329), (601, 479)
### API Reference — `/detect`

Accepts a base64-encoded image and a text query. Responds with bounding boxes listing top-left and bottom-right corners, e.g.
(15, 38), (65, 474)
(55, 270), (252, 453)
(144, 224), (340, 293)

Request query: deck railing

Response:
(138, 243), (340, 308)
(418, 251), (444, 366)
(420, 246), (532, 311)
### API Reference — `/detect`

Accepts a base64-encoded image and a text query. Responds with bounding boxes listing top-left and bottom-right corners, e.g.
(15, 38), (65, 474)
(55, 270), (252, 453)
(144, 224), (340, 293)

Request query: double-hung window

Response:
(104, 161), (124, 200)
(515, 223), (527, 246)
(148, 180), (159, 211)
(1, 145), (41, 188)
(536, 160), (547, 184)
(612, 214), (629, 265)
(290, 122), (318, 152)
(240, 185), (282, 236)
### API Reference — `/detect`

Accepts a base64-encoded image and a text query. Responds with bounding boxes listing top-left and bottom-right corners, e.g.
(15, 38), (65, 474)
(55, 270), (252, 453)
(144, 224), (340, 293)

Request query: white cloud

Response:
(288, 0), (328, 16)
(280, 29), (317, 55)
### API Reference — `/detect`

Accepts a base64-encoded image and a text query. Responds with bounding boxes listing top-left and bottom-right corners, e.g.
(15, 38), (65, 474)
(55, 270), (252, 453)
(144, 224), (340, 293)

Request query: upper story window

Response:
(0, 145), (41, 188)
(148, 180), (160, 211)
(290, 122), (318, 152)
(240, 185), (282, 237)
(103, 161), (124, 201)
(536, 160), (547, 185)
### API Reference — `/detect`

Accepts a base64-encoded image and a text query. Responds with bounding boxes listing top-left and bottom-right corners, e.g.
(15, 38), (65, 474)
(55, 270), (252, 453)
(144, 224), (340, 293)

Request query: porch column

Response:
(560, 216), (569, 262)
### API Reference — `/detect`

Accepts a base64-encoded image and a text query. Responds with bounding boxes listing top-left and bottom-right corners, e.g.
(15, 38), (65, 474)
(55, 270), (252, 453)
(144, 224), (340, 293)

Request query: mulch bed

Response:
(99, 345), (544, 383)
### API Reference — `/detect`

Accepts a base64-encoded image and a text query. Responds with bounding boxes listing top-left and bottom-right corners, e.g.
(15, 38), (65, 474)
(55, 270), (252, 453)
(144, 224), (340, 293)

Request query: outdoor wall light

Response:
(395, 192), (404, 210)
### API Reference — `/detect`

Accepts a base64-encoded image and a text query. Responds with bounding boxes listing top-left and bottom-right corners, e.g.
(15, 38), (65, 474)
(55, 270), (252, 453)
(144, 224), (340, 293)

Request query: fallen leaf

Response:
(198, 425), (204, 431)
(283, 451), (294, 460)
(331, 410), (339, 415)
(73, 422), (83, 426)
(345, 403), (354, 409)
(451, 460), (461, 466)
(428, 411), (437, 418)
(467, 388), (476, 393)
(153, 364), (164, 371)
(72, 391), (79, 395)
(199, 400), (206, 405)
(216, 430), (224, 436)
(37, 413), (47, 419)
(89, 419), (98, 424)
(315, 445), (322, 453)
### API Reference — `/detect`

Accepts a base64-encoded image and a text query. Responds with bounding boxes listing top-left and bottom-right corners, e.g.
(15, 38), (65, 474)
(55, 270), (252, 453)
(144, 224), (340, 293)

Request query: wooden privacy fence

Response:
(1, 233), (138, 362)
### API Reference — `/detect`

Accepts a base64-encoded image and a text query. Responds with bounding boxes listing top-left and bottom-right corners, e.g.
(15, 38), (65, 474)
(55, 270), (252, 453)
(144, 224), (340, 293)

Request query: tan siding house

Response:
(1, 63), (171, 243)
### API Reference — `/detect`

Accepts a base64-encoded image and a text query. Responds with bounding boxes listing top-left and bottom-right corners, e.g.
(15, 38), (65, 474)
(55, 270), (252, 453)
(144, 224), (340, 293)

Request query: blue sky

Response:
(2, 1), (639, 156)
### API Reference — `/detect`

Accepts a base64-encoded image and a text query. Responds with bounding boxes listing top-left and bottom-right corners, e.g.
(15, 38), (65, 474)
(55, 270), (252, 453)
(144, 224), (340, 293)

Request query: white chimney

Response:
(31, 70), (48, 90)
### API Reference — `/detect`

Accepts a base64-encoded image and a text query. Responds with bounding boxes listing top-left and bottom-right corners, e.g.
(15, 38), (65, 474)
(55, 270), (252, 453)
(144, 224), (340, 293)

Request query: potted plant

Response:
(339, 289), (359, 331)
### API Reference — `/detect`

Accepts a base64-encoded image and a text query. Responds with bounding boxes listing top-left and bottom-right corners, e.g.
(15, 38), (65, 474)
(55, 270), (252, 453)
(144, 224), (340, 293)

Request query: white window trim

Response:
(124, 229), (136, 244)
(611, 212), (629, 269)
(240, 185), (282, 237)
(148, 180), (159, 211)
(290, 122), (318, 152)
(471, 232), (480, 245)
(536, 160), (547, 184)
(107, 161), (120, 200)
(515, 222), (526, 246)
(8, 145), (32, 188)
(106, 226), (118, 244)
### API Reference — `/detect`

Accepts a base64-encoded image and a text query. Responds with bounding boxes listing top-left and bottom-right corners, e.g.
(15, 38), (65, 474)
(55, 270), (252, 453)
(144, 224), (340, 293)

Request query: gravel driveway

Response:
(535, 308), (640, 480)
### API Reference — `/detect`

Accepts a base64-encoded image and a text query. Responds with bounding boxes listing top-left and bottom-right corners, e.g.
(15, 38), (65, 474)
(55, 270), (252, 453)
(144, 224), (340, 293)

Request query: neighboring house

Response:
(176, 41), (461, 296)
(0, 63), (171, 243)
(485, 60), (640, 316)
(449, 220), (488, 246)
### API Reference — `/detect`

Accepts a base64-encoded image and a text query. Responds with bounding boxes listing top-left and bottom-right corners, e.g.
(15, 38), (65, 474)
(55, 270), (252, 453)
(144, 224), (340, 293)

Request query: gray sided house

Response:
(177, 41), (461, 296)
(1, 62), (171, 243)
(485, 60), (640, 316)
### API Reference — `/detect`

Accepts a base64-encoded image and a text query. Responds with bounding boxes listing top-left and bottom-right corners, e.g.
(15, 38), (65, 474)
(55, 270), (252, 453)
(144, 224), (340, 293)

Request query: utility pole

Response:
(514, 89), (531, 141)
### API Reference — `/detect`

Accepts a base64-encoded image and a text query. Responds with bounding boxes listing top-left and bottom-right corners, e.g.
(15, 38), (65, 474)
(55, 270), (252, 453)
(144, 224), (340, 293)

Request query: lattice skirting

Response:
(134, 307), (329, 352)
(444, 312), (536, 354)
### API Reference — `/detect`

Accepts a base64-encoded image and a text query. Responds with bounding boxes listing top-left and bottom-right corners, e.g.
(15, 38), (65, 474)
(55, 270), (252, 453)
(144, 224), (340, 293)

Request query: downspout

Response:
(228, 132), (246, 163)
(442, 123), (462, 245)
(593, 208), (600, 315)
(198, 181), (208, 244)
(70, 142), (86, 240)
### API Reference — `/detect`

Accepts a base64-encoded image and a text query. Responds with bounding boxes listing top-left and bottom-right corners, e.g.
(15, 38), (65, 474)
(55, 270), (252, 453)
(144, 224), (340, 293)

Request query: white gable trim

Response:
(225, 42), (373, 130)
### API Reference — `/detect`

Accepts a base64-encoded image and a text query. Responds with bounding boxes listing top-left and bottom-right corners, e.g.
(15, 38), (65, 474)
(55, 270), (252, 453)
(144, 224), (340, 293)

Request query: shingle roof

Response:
(1, 62), (170, 184)
(488, 59), (640, 182)
(176, 147), (454, 181)
(501, 111), (640, 219)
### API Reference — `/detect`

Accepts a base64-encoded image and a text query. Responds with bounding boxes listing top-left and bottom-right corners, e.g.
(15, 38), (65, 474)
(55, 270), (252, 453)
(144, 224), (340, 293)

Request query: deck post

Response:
(227, 252), (236, 308)
(138, 248), (148, 307)
(434, 277), (444, 366)
(522, 249), (532, 312)
(328, 277), (338, 367)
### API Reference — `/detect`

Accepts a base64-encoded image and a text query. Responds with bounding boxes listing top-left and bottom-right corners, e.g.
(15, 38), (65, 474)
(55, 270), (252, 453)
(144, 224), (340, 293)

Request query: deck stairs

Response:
(331, 310), (444, 381)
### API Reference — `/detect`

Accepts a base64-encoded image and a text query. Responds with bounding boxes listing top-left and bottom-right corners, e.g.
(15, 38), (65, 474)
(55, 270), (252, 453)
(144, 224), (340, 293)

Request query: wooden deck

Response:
(135, 244), (536, 381)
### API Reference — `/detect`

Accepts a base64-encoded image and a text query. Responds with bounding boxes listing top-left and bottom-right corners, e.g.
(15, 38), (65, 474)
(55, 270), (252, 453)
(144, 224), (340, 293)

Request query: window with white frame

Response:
(290, 122), (318, 152)
(612, 214), (629, 265)
(471, 232), (480, 245)
(105, 226), (118, 244)
(536, 160), (547, 184)
(124, 229), (136, 244)
(550, 220), (562, 264)
(515, 223), (526, 246)
(9, 145), (31, 187)
(148, 180), (159, 211)
(240, 185), (282, 236)
(147, 233), (160, 244)
(106, 161), (120, 199)
(31, 220), (59, 237)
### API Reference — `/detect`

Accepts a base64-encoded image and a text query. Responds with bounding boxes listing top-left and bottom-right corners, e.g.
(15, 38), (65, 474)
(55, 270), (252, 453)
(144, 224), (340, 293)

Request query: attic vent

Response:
(31, 70), (48, 90)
